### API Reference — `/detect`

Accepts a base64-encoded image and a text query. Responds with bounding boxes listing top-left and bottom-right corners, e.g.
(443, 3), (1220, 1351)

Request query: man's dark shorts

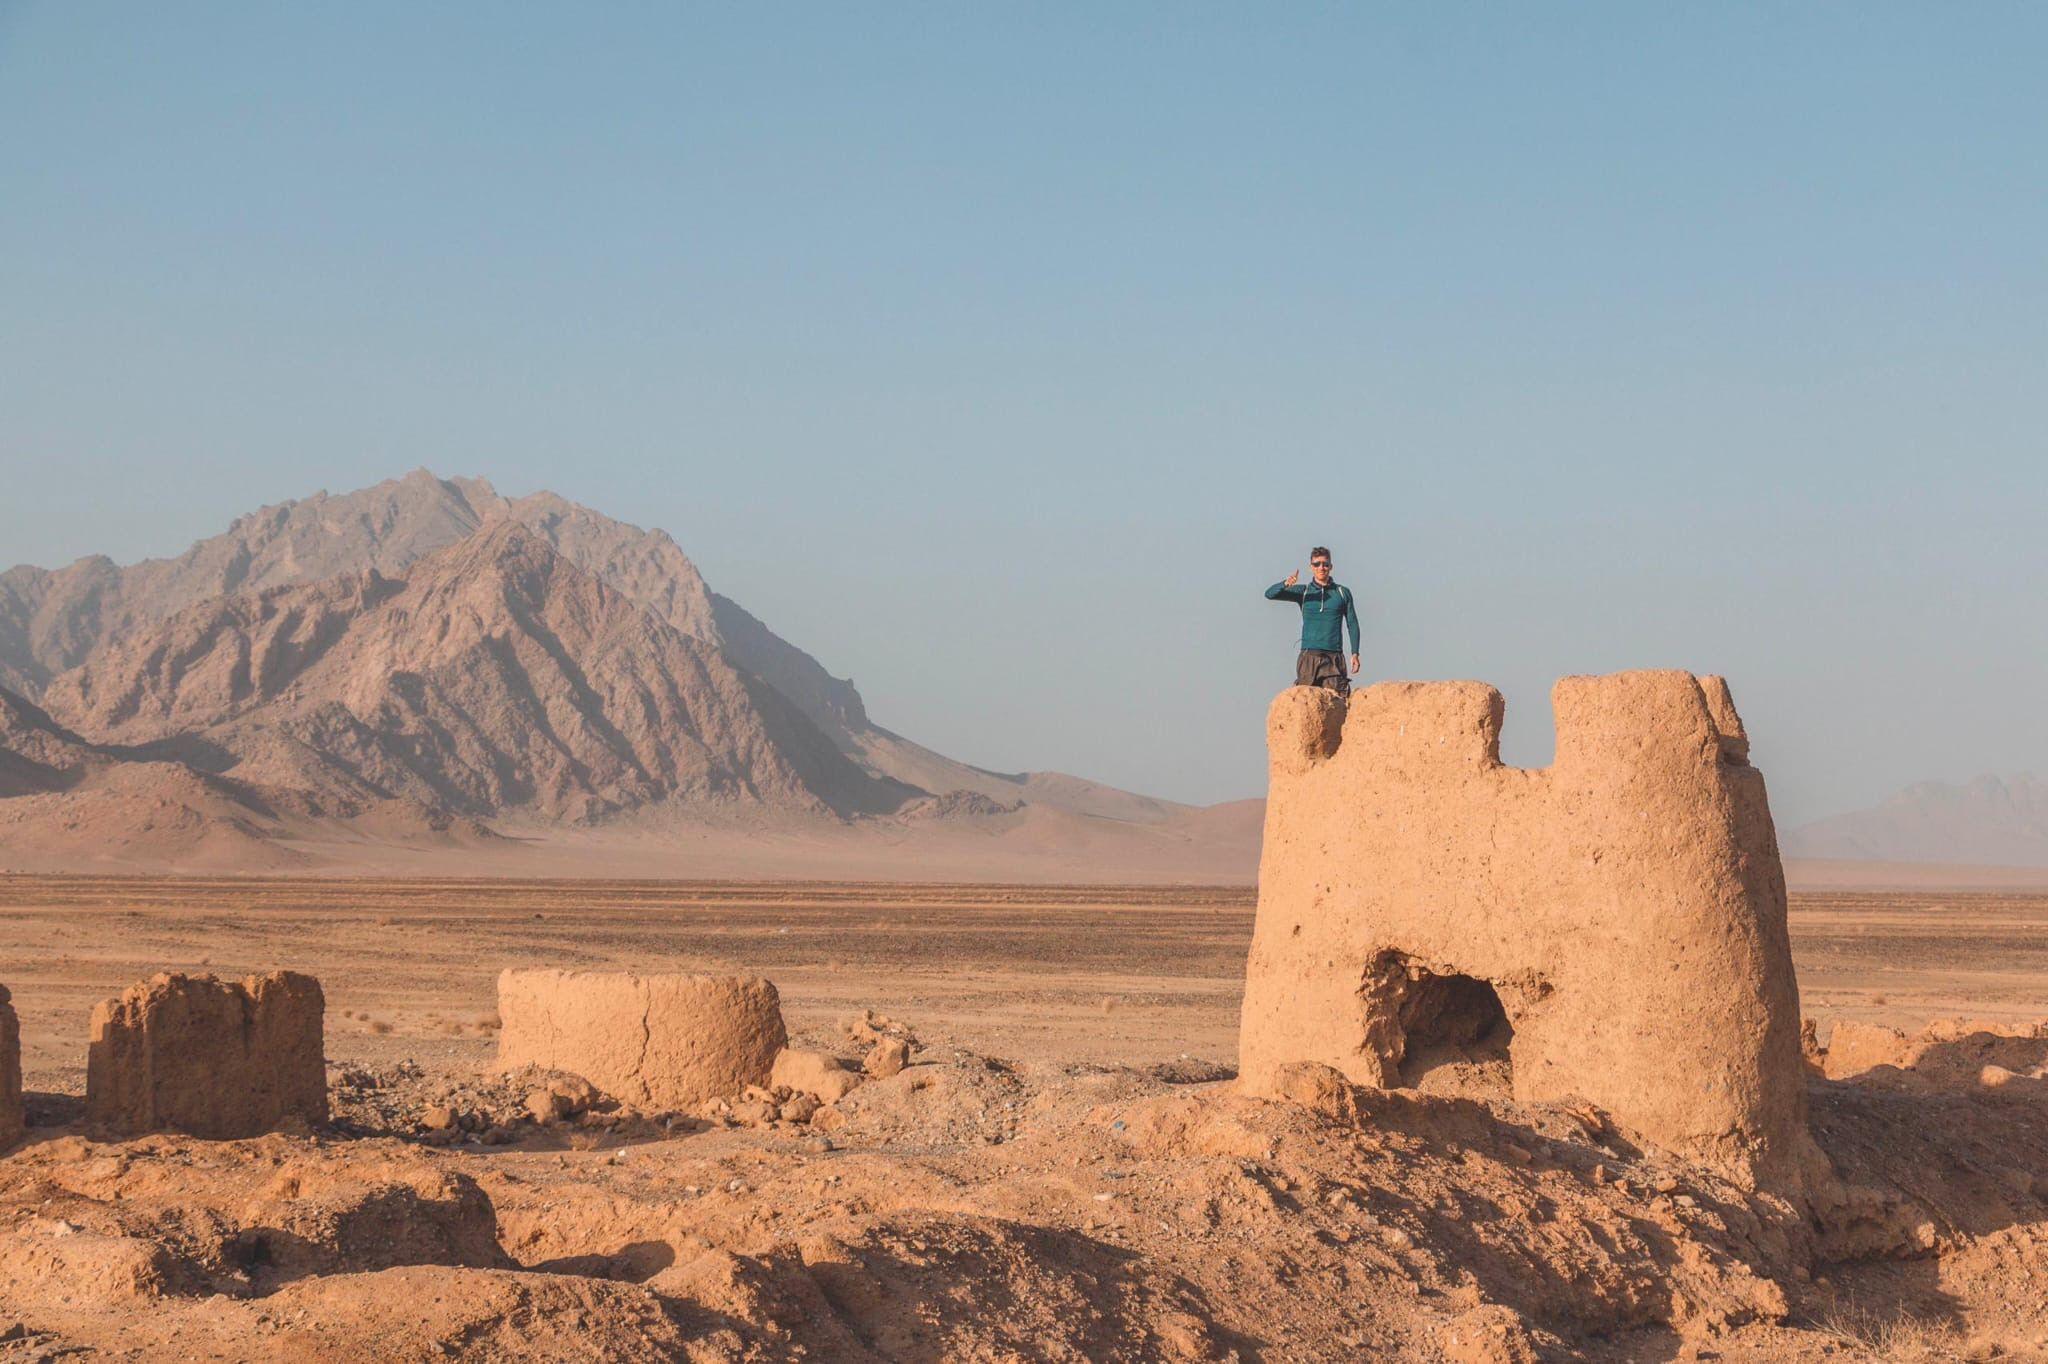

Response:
(1296, 649), (1349, 697)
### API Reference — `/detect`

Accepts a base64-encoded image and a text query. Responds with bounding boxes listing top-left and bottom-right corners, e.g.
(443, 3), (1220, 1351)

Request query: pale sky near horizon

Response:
(2, 4), (2044, 825)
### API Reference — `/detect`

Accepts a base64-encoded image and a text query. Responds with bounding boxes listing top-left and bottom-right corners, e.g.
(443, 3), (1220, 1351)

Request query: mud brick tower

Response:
(1238, 670), (1818, 1185)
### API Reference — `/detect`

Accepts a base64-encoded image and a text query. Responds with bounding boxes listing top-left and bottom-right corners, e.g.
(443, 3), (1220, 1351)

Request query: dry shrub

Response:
(368, 1020), (393, 1036)
(1813, 1303), (1963, 1361)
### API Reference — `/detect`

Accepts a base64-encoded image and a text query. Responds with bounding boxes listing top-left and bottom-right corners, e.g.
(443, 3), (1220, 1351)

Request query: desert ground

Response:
(2, 876), (2046, 1361)
(5, 878), (2047, 1092)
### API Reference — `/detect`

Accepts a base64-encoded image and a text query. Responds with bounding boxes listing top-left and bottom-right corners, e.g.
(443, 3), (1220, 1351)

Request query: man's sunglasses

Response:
(1310, 560), (1330, 568)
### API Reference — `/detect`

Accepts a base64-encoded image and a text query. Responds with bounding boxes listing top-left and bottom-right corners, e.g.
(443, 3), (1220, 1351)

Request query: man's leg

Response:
(1296, 650), (1350, 698)
(1318, 650), (1350, 699)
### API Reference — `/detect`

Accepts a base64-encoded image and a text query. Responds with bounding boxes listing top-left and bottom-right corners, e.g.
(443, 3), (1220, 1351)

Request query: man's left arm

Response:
(1344, 588), (1362, 673)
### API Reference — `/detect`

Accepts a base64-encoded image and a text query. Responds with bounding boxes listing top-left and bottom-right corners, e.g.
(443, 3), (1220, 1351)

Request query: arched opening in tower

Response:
(1361, 952), (1515, 1098)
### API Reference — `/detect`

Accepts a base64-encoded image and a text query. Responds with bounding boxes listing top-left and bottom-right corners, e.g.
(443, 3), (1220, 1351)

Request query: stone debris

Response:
(864, 1037), (912, 1079)
(1260, 1061), (1366, 1125)
(332, 1062), (630, 1145)
(1821, 1020), (1916, 1079)
(1440, 1304), (1542, 1364)
(772, 1047), (865, 1104)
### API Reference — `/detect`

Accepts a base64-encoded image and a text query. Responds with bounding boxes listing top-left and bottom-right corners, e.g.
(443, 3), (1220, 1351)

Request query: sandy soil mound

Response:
(4, 1013), (2047, 1362)
(1818, 1016), (2048, 1093)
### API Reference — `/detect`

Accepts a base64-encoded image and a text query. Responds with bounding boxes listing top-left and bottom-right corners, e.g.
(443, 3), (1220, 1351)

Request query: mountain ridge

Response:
(0, 472), (1249, 876)
(1784, 772), (2048, 868)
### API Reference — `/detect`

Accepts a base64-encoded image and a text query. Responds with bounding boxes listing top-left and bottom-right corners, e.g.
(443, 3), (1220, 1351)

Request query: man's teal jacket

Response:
(1266, 579), (1361, 655)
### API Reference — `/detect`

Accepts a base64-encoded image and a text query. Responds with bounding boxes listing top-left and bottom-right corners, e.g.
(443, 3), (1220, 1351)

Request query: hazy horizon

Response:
(4, 5), (2044, 825)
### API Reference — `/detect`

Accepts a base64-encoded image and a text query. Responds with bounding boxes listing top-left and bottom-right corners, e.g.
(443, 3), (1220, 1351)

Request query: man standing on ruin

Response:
(1265, 547), (1361, 697)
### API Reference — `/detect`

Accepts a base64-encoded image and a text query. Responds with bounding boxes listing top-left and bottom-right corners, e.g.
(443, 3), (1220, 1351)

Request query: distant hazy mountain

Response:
(0, 471), (1249, 875)
(39, 522), (901, 822)
(1784, 774), (2048, 867)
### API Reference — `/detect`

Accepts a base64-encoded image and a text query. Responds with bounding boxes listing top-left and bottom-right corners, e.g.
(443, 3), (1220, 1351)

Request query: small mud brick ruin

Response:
(495, 969), (789, 1108)
(85, 970), (329, 1139)
(1238, 670), (1821, 1186)
(0, 964), (887, 1154)
(0, 985), (20, 1152)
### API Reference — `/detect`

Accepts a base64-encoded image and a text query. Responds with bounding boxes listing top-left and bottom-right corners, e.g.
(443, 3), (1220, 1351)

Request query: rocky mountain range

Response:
(1784, 773), (2048, 869)
(0, 472), (1254, 877)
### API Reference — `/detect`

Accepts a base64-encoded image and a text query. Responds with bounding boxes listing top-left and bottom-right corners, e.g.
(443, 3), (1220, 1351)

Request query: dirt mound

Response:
(779, 1213), (1232, 1361)
(2, 1029), (2046, 1361)
(1819, 1016), (2048, 1093)
(0, 1135), (506, 1293)
(1242, 673), (1817, 1186)
(496, 969), (787, 1108)
(0, 761), (316, 872)
(900, 788), (1025, 819)
(86, 971), (327, 1137)
(257, 1266), (703, 1363)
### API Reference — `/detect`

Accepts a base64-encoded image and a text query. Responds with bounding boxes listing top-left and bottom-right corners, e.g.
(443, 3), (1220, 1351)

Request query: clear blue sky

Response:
(2, 4), (2043, 824)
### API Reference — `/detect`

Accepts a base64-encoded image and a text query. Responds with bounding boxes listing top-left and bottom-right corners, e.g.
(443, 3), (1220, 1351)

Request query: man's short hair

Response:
(1309, 546), (1332, 564)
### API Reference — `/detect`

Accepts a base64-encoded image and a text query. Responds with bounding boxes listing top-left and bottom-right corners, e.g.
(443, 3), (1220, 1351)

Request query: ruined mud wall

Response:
(496, 970), (786, 1108)
(1238, 671), (1818, 1185)
(0, 985), (21, 1152)
(86, 971), (327, 1138)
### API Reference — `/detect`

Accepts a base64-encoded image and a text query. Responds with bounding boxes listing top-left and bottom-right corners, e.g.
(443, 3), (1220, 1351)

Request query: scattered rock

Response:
(1823, 1021), (1915, 1079)
(1262, 1061), (1363, 1124)
(1440, 1304), (1540, 1364)
(864, 1037), (911, 1079)
(546, 1076), (598, 1114)
(772, 1048), (864, 1104)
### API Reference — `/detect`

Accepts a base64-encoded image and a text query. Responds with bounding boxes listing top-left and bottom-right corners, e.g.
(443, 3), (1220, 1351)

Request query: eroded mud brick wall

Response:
(1238, 670), (1816, 1183)
(86, 971), (327, 1138)
(0, 985), (21, 1151)
(496, 969), (787, 1108)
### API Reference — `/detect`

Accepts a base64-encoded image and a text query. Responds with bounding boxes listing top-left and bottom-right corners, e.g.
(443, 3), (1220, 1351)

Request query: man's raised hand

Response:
(1284, 569), (1300, 588)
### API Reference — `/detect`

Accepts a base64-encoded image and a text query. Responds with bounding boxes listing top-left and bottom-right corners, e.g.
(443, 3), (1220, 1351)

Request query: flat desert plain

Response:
(2, 876), (2046, 1362)
(4, 878), (2046, 1090)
